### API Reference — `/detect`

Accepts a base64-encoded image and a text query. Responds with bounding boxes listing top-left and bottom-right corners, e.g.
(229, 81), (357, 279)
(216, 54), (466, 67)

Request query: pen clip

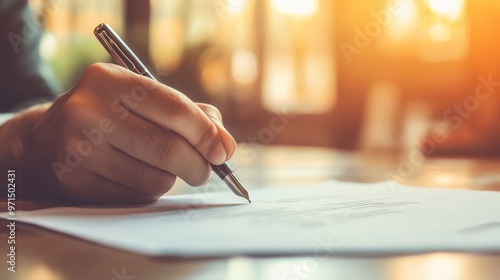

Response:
(94, 23), (150, 77)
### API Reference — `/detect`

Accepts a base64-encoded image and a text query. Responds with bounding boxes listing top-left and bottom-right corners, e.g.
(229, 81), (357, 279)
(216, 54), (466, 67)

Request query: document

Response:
(2, 181), (500, 256)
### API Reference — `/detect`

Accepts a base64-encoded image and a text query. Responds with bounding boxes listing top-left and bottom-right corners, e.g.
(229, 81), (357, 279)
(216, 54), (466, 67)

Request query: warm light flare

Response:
(231, 50), (258, 85)
(391, 254), (462, 280)
(397, 0), (418, 24)
(426, 0), (465, 21)
(382, 0), (469, 62)
(429, 23), (453, 42)
(386, 0), (419, 40)
(271, 0), (318, 16)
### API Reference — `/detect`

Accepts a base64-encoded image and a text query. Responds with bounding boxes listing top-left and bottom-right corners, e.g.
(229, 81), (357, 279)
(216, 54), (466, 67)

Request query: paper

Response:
(2, 181), (500, 256)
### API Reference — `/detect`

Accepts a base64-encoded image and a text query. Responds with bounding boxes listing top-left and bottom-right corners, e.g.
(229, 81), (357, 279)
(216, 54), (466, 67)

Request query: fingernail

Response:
(210, 118), (236, 157)
(208, 142), (227, 164)
(211, 117), (224, 127)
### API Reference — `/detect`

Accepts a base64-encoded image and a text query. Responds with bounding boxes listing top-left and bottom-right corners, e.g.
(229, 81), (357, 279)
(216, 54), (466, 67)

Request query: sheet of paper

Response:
(2, 181), (500, 256)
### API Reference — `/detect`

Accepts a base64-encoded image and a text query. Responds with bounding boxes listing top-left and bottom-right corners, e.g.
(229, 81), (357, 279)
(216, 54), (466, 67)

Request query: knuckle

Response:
(108, 162), (175, 196)
(195, 124), (220, 153)
(162, 93), (190, 123)
(83, 63), (108, 80)
(108, 163), (131, 184)
(108, 163), (137, 187)
(134, 123), (159, 154)
(134, 124), (183, 169)
(157, 137), (182, 166)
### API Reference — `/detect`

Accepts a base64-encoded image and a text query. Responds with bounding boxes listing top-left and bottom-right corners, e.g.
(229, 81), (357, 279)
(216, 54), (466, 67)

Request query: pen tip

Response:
(248, 199), (251, 203)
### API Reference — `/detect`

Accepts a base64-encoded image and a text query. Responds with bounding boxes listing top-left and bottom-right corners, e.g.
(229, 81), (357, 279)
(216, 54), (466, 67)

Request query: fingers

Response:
(80, 63), (229, 165)
(60, 162), (161, 205)
(83, 142), (177, 196)
(105, 112), (212, 186)
(197, 103), (223, 123)
(53, 129), (176, 204)
(136, 90), (227, 164)
(197, 103), (237, 159)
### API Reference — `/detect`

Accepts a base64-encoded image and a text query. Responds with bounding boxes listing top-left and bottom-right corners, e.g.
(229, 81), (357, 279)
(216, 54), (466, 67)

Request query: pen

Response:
(94, 23), (251, 203)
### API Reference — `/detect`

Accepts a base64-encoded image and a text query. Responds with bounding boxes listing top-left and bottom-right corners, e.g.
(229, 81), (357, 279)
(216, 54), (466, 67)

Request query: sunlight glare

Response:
(386, 0), (418, 40)
(426, 0), (465, 21)
(271, 0), (318, 16)
(429, 23), (453, 42)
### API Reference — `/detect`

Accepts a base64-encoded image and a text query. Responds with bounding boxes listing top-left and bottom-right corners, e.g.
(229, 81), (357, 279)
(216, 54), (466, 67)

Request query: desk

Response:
(1, 145), (500, 280)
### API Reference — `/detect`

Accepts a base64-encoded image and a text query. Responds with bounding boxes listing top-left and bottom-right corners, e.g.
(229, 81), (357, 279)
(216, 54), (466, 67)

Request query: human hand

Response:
(18, 63), (236, 204)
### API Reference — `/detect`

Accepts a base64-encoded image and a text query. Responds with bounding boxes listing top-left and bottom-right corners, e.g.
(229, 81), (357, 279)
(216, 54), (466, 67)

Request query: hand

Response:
(10, 63), (237, 204)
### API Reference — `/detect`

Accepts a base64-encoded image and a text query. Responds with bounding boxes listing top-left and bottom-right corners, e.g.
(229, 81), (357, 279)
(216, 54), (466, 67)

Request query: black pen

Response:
(94, 23), (250, 203)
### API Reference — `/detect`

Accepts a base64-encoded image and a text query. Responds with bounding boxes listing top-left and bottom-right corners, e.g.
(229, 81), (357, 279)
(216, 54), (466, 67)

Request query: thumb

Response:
(196, 103), (237, 160)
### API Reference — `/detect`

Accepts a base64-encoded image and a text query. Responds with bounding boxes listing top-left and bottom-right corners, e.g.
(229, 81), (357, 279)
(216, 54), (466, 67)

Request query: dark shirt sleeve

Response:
(0, 0), (59, 113)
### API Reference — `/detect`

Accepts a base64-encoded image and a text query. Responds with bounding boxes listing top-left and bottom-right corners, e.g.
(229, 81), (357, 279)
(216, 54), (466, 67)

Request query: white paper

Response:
(2, 181), (500, 256)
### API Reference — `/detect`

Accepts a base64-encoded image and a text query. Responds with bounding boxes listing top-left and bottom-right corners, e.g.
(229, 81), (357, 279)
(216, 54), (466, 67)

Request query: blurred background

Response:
(29, 0), (500, 157)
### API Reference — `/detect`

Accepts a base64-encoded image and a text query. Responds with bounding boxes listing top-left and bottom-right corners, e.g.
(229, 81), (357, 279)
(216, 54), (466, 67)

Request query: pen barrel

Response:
(212, 162), (233, 179)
